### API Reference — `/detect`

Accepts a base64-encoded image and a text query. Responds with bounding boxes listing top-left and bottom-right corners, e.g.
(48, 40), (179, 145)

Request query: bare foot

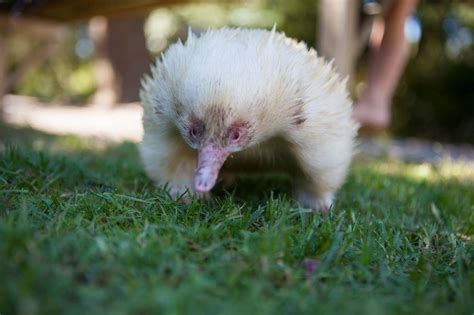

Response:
(352, 98), (391, 132)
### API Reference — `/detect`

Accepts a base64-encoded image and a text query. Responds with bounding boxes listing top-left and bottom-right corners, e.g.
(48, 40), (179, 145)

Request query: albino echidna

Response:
(139, 27), (358, 211)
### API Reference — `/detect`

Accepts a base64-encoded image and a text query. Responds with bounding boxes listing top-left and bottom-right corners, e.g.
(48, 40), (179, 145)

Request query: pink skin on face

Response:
(194, 143), (230, 192)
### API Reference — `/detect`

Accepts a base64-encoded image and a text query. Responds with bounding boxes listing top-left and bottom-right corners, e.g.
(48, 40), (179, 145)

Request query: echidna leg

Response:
(292, 145), (350, 212)
(140, 137), (202, 201)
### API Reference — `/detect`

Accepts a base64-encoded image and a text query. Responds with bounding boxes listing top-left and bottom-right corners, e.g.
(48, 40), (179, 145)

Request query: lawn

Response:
(1, 126), (473, 315)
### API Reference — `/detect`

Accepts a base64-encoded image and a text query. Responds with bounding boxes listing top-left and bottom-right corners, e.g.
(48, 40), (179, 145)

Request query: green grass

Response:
(1, 126), (473, 315)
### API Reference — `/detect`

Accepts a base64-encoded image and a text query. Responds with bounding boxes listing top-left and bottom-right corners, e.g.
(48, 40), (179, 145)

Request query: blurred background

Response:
(0, 0), (473, 146)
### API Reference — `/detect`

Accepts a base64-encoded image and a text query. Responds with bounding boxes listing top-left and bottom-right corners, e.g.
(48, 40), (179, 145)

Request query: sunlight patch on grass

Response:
(365, 159), (474, 183)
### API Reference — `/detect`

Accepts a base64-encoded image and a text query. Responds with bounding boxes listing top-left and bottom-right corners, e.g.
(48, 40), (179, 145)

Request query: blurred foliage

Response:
(391, 2), (474, 144)
(5, 0), (474, 143)
(263, 0), (318, 47)
(6, 26), (95, 103)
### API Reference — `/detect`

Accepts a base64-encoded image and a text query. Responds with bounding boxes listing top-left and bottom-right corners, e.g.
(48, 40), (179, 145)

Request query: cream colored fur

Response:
(140, 27), (358, 211)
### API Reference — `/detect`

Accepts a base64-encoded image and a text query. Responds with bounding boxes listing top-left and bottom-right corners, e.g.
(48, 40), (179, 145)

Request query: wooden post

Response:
(0, 32), (6, 96)
(106, 16), (150, 103)
(89, 16), (120, 107)
(89, 15), (150, 106)
(317, 0), (359, 79)
(0, 18), (7, 117)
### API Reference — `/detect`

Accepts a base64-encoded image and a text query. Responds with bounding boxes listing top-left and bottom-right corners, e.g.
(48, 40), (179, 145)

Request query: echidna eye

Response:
(230, 130), (240, 142)
(188, 123), (203, 140)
